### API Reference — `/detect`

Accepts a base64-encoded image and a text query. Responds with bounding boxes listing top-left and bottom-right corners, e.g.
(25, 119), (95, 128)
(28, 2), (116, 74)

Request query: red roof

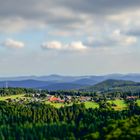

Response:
(49, 96), (61, 102)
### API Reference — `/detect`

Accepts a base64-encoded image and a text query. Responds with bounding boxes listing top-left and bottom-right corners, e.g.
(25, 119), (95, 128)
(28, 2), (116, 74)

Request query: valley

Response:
(0, 76), (140, 139)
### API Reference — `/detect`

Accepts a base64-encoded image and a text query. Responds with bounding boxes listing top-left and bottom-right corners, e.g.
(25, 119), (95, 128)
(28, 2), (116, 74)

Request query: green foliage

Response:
(0, 87), (140, 139)
(0, 87), (36, 96)
(0, 101), (139, 139)
(103, 116), (140, 140)
(81, 79), (140, 96)
(82, 132), (100, 140)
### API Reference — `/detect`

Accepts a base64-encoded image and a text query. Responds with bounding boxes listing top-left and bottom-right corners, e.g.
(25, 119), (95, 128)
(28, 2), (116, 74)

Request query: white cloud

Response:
(66, 41), (87, 51)
(112, 29), (137, 46)
(122, 36), (137, 46)
(0, 0), (139, 50)
(41, 41), (87, 51)
(0, 17), (46, 33)
(2, 39), (24, 49)
(86, 29), (137, 47)
(41, 41), (62, 50)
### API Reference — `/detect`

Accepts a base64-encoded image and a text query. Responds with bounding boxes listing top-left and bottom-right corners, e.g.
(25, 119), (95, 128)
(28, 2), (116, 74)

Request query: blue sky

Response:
(0, 0), (140, 76)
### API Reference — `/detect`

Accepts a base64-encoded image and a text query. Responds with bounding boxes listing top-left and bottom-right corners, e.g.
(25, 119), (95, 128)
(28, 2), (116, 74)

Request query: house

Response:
(49, 96), (64, 103)
(32, 93), (41, 97)
(126, 96), (138, 100)
(64, 96), (72, 103)
(79, 96), (91, 102)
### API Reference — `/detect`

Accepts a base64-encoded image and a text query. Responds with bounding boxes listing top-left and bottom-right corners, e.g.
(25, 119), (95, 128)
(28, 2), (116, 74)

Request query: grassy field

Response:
(45, 101), (99, 109)
(34, 99), (140, 110)
(45, 101), (67, 108)
(44, 100), (127, 109)
(136, 99), (140, 106)
(0, 94), (25, 101)
(84, 101), (99, 109)
(108, 99), (128, 110)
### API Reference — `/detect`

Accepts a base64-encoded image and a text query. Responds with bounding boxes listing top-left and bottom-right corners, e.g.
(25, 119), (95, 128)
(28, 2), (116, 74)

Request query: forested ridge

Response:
(0, 87), (140, 139)
(80, 79), (140, 94)
(0, 101), (140, 140)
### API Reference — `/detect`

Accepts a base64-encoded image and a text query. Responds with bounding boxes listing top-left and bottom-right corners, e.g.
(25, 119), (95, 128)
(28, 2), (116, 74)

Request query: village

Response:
(5, 93), (93, 104)
(3, 92), (139, 108)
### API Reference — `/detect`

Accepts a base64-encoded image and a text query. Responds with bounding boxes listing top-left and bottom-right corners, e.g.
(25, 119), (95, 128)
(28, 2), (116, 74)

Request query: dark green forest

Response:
(0, 100), (140, 140)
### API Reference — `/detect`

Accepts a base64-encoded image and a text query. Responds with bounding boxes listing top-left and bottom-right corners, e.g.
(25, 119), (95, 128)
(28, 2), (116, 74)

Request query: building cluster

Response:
(5, 93), (93, 104)
(5, 92), (139, 104)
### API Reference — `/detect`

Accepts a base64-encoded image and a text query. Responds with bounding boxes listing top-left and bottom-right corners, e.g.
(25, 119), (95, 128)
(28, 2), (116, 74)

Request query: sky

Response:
(0, 0), (140, 76)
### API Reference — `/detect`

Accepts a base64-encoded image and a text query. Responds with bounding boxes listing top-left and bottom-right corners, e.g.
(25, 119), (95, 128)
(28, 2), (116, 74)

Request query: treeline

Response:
(80, 79), (140, 95)
(0, 101), (140, 139)
(0, 88), (36, 96)
(0, 87), (140, 99)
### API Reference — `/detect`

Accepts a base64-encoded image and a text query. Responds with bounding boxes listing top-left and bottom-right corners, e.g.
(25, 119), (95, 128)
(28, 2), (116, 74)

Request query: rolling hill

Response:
(0, 74), (140, 91)
(39, 83), (84, 90)
(80, 79), (140, 93)
(0, 80), (85, 91)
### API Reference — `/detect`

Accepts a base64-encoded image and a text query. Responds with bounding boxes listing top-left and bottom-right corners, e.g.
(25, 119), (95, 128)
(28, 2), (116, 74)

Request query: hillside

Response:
(0, 75), (140, 91)
(80, 79), (140, 93)
(0, 80), (85, 90)
(1, 73), (140, 82)
(39, 83), (84, 90)
(0, 80), (50, 88)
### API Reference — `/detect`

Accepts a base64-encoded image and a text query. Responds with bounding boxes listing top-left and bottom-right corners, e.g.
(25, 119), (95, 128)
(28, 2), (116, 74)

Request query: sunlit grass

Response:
(0, 94), (25, 101)
(84, 101), (99, 109)
(45, 101), (73, 108)
(136, 99), (140, 106)
(108, 99), (128, 110)
(44, 101), (99, 109)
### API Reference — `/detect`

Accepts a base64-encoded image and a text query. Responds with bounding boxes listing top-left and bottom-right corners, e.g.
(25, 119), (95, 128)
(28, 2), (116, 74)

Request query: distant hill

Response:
(73, 78), (98, 85)
(39, 83), (84, 91)
(0, 80), (85, 91)
(1, 73), (140, 83)
(80, 79), (140, 93)
(0, 74), (140, 91)
(0, 75), (87, 82)
(0, 80), (50, 89)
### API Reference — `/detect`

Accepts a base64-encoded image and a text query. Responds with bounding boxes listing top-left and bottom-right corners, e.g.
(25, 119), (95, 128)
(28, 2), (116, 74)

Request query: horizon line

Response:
(0, 72), (140, 78)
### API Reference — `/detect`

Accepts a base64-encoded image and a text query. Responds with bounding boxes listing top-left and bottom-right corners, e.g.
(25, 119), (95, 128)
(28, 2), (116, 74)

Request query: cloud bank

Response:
(0, 0), (140, 48)
(2, 39), (24, 49)
(41, 41), (87, 51)
(0, 0), (140, 75)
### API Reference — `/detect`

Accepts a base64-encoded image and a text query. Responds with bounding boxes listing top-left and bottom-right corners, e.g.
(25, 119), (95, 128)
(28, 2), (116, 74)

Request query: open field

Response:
(45, 101), (99, 109)
(0, 94), (25, 101)
(108, 99), (128, 110)
(84, 101), (99, 108)
(44, 99), (140, 109)
(45, 101), (69, 108)
(137, 99), (140, 106)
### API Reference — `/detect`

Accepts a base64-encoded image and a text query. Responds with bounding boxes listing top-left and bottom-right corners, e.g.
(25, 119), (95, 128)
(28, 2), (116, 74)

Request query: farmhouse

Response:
(49, 96), (64, 103)
(79, 96), (91, 102)
(126, 96), (138, 100)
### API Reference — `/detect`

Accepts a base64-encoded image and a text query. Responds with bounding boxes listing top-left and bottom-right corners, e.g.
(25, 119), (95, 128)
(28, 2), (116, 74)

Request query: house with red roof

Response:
(49, 96), (64, 103)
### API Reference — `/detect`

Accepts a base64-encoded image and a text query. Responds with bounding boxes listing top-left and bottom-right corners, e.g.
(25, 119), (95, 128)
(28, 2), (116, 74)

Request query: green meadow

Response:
(0, 94), (25, 101)
(108, 99), (128, 110)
